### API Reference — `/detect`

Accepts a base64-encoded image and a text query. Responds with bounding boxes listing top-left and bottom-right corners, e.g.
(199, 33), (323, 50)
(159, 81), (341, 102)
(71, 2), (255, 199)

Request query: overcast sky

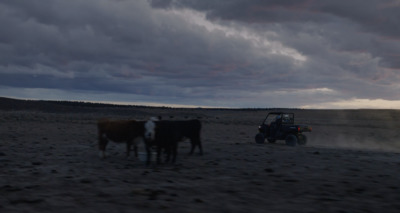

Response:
(1, 0), (400, 108)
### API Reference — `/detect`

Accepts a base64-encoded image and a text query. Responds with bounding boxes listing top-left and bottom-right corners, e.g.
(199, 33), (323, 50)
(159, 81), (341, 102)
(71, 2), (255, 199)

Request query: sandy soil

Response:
(1, 107), (400, 212)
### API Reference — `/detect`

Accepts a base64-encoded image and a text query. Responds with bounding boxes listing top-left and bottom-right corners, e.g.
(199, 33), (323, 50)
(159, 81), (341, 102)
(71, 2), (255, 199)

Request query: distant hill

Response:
(0, 97), (145, 113)
(0, 96), (298, 113)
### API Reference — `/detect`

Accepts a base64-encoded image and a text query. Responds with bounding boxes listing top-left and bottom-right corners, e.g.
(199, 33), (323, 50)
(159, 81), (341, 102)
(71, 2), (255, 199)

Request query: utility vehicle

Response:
(255, 112), (312, 146)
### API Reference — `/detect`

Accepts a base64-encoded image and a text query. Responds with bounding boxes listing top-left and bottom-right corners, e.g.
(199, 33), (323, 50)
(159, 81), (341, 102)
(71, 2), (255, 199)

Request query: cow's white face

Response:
(144, 119), (156, 141)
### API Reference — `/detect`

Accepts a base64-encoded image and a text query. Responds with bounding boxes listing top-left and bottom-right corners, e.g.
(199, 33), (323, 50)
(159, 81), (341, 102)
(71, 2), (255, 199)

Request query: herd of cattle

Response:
(97, 117), (203, 165)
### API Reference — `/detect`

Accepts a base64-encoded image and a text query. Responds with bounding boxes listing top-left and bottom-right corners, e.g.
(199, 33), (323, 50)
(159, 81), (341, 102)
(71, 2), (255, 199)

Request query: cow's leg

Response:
(197, 137), (203, 155)
(189, 137), (203, 155)
(145, 143), (151, 166)
(98, 137), (108, 159)
(133, 137), (143, 158)
(164, 144), (171, 162)
(133, 145), (138, 158)
(156, 146), (162, 164)
(171, 142), (178, 163)
(126, 141), (132, 158)
(189, 139), (196, 155)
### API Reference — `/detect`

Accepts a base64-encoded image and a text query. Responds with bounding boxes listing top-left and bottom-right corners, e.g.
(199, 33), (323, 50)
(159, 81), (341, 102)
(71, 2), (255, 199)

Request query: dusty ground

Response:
(1, 106), (400, 212)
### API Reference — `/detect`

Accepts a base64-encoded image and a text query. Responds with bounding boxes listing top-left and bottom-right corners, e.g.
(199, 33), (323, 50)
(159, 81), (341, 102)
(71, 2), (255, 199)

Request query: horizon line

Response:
(1, 96), (399, 111)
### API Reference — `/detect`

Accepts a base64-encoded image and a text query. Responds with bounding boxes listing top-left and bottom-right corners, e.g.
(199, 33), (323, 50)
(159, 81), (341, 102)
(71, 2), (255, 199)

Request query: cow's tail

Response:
(97, 120), (108, 158)
(190, 119), (203, 155)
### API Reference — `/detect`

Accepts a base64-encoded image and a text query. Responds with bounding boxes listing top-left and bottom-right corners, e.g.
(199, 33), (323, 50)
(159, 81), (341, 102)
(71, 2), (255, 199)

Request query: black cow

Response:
(144, 119), (202, 165)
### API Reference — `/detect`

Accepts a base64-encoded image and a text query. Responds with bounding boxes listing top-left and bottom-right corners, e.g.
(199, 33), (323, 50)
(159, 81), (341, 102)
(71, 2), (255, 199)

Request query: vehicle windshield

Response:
(263, 113), (294, 125)
(263, 114), (280, 125)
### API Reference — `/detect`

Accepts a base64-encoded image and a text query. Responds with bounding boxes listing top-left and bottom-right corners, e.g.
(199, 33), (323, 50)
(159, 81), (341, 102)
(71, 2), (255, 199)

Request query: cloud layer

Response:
(0, 0), (399, 108)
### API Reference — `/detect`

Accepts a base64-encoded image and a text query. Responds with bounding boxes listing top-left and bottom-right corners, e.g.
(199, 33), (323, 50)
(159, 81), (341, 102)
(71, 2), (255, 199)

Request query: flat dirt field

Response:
(1, 99), (400, 212)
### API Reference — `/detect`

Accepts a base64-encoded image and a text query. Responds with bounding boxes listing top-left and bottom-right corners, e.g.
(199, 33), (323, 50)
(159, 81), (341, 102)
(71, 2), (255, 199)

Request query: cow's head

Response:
(144, 117), (158, 141)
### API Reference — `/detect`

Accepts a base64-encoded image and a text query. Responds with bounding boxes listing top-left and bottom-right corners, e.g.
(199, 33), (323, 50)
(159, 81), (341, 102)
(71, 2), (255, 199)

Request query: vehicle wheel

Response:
(297, 135), (307, 145)
(285, 134), (298, 146)
(255, 133), (265, 144)
(267, 138), (276, 143)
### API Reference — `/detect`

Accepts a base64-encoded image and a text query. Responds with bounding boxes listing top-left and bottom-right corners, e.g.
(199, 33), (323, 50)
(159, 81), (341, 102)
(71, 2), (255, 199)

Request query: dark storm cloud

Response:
(0, 0), (399, 108)
(154, 0), (400, 66)
(154, 0), (400, 36)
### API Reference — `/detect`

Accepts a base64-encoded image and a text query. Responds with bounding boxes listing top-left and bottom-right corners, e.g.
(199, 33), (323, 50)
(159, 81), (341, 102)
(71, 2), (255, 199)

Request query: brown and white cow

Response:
(97, 119), (146, 159)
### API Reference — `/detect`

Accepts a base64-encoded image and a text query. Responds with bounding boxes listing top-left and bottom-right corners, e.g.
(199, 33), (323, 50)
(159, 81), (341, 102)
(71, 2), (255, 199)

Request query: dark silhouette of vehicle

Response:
(255, 112), (312, 146)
